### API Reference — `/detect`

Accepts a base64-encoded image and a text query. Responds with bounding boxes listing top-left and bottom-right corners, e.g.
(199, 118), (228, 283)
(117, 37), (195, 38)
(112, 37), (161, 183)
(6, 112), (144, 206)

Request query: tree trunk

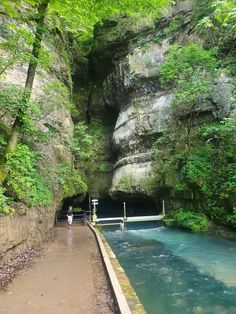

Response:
(0, 0), (50, 183)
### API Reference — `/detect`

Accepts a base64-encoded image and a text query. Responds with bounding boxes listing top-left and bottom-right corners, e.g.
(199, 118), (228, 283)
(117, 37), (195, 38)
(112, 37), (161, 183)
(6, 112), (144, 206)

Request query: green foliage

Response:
(73, 207), (82, 213)
(55, 165), (87, 196)
(0, 0), (21, 17)
(199, 118), (236, 201)
(207, 202), (228, 223)
(173, 75), (211, 109)
(0, 186), (15, 215)
(200, 118), (236, 154)
(117, 175), (135, 191)
(165, 15), (184, 36)
(70, 118), (110, 174)
(38, 80), (72, 111)
(181, 146), (213, 192)
(227, 208), (236, 227)
(6, 144), (52, 207)
(196, 0), (236, 53)
(0, 82), (49, 144)
(168, 210), (209, 232)
(0, 0), (37, 18)
(153, 117), (236, 228)
(160, 45), (217, 141)
(98, 163), (107, 173)
(0, 135), (7, 147)
(68, 103), (80, 119)
(0, 187), (7, 209)
(85, 118), (111, 172)
(0, 20), (53, 75)
(0, 83), (25, 118)
(70, 123), (93, 160)
(0, 23), (33, 75)
(192, 0), (214, 21)
(158, 43), (219, 178)
(0, 82), (40, 120)
(160, 44), (217, 86)
(196, 0), (236, 76)
(50, 0), (172, 49)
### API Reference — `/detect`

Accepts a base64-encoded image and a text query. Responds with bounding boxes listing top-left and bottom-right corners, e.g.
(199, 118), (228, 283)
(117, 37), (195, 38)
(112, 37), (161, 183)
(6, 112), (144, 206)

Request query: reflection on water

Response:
(103, 224), (236, 314)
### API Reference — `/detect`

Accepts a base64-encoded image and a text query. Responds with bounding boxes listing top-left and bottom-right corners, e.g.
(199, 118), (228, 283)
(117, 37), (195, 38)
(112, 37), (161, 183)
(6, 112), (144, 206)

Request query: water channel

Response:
(103, 223), (236, 314)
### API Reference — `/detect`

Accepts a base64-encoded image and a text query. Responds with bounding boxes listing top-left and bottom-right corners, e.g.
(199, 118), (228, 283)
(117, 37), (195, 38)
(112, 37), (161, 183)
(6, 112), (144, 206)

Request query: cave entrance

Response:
(56, 194), (160, 224)
(93, 196), (158, 219)
(56, 194), (87, 223)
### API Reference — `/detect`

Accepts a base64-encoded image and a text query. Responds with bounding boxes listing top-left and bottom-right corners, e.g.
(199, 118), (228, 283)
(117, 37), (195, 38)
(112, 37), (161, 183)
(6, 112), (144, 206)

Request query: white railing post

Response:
(123, 202), (127, 220)
(91, 199), (98, 224)
(162, 200), (165, 217)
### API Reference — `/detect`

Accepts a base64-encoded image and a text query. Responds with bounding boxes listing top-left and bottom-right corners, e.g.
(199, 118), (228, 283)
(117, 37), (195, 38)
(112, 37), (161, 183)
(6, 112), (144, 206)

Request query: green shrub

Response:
(164, 218), (175, 227)
(173, 210), (209, 232)
(0, 83), (23, 117)
(0, 186), (14, 214)
(70, 122), (93, 160)
(6, 144), (52, 207)
(160, 44), (217, 86)
(227, 208), (236, 227)
(155, 43), (236, 228)
(98, 163), (107, 173)
(73, 207), (82, 213)
(70, 118), (110, 176)
(55, 166), (87, 196)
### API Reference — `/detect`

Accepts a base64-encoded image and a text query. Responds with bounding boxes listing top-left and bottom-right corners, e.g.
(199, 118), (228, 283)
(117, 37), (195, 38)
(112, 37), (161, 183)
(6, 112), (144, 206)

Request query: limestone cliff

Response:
(0, 0), (235, 262)
(83, 0), (234, 212)
(0, 14), (74, 263)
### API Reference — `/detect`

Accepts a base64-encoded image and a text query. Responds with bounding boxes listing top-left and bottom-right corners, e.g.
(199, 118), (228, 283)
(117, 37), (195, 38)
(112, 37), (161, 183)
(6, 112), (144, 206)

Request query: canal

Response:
(103, 223), (236, 314)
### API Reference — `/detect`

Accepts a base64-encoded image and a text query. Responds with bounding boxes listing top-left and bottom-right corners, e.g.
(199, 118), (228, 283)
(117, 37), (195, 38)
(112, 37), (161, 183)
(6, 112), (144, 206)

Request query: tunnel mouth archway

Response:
(94, 195), (158, 219)
(56, 193), (87, 223)
(56, 193), (160, 223)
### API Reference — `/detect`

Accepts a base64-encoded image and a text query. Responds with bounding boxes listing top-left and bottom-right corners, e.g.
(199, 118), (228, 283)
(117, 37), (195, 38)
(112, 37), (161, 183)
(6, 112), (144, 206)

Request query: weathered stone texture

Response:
(0, 25), (73, 261)
(0, 209), (55, 265)
(96, 2), (234, 199)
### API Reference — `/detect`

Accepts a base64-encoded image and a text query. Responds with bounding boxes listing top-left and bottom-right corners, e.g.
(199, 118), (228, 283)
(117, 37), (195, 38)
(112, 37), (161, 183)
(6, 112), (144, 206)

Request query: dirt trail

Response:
(0, 224), (116, 314)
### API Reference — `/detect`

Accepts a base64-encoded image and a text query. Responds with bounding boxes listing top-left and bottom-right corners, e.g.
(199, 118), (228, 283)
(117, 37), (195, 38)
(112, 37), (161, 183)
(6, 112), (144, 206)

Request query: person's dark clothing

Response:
(67, 209), (73, 216)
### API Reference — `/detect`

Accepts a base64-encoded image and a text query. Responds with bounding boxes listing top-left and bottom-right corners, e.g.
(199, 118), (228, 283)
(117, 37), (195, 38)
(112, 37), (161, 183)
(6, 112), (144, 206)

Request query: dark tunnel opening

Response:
(56, 194), (86, 222)
(82, 194), (159, 218)
(56, 193), (161, 223)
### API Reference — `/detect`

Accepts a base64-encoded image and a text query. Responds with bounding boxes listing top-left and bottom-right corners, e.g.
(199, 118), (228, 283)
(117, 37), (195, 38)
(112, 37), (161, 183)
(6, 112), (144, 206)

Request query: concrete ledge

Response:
(101, 234), (146, 314)
(88, 223), (133, 314)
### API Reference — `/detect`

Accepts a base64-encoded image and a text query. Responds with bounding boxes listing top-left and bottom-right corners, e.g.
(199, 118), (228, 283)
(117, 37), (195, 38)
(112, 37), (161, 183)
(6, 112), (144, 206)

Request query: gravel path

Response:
(0, 224), (117, 314)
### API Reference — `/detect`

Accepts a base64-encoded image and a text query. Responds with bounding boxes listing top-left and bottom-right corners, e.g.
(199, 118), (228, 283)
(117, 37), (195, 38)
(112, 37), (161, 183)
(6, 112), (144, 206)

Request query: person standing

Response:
(67, 206), (73, 228)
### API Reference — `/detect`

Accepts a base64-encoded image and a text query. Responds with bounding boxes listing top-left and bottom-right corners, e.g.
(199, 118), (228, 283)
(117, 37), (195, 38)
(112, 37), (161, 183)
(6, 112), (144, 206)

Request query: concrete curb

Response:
(88, 223), (132, 314)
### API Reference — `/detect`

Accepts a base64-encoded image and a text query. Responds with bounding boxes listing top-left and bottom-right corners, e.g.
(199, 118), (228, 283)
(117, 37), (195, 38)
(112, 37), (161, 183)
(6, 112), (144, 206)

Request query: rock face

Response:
(0, 18), (74, 262)
(0, 208), (54, 265)
(0, 0), (234, 262)
(89, 2), (234, 203)
(106, 52), (173, 198)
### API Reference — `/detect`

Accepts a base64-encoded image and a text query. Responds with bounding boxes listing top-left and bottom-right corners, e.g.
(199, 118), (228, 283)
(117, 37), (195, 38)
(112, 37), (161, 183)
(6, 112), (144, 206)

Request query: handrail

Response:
(96, 215), (164, 223)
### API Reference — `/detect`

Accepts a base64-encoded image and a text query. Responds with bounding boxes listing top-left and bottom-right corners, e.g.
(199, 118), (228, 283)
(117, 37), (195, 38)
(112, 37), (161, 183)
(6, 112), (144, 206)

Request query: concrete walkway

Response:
(0, 224), (116, 314)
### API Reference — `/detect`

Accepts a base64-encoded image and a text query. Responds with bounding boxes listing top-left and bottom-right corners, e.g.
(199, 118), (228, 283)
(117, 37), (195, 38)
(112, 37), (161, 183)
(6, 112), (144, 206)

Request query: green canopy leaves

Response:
(49, 0), (172, 45)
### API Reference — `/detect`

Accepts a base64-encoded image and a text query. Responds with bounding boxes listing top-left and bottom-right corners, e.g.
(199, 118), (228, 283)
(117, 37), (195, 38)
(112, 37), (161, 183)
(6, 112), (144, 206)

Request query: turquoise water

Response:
(103, 223), (236, 314)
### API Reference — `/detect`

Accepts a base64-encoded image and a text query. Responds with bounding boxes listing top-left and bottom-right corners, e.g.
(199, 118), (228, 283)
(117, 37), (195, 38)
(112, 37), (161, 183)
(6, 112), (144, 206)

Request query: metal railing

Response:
(55, 210), (91, 225)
